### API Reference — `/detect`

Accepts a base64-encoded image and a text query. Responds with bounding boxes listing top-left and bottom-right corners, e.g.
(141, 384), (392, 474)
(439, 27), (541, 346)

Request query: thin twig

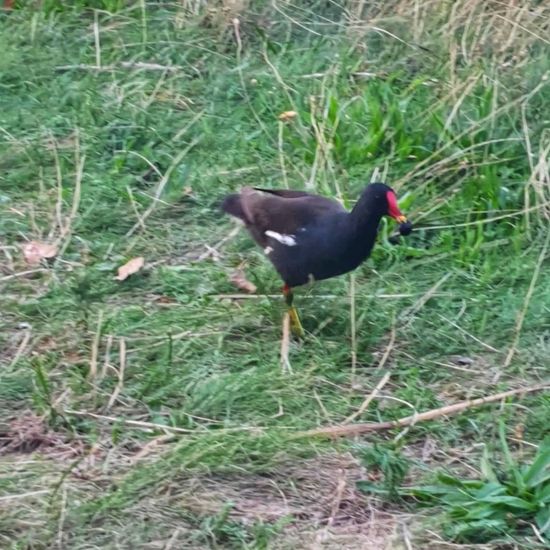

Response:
(344, 371), (391, 424)
(293, 384), (548, 439)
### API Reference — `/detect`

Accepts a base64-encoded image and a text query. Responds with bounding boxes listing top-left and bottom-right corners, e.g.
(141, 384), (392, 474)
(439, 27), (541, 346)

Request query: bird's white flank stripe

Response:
(265, 230), (297, 246)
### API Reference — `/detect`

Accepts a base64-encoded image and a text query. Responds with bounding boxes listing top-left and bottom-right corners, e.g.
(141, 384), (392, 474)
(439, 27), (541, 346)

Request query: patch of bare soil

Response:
(0, 411), (82, 458)
(167, 452), (400, 549)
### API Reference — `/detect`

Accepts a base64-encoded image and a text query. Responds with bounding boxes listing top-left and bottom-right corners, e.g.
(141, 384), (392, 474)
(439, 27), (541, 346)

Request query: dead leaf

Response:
(115, 257), (145, 281)
(513, 423), (524, 440)
(278, 111), (297, 122)
(22, 241), (58, 266)
(229, 269), (257, 294)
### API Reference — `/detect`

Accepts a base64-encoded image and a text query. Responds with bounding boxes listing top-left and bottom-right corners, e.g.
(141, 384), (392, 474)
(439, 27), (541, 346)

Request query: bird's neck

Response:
(347, 195), (384, 258)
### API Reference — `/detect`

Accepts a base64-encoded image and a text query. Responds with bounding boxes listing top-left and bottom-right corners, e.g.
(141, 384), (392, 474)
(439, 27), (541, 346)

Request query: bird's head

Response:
(366, 183), (413, 236)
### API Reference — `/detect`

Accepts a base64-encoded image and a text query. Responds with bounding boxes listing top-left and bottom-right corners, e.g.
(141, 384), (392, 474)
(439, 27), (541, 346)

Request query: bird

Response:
(221, 182), (413, 337)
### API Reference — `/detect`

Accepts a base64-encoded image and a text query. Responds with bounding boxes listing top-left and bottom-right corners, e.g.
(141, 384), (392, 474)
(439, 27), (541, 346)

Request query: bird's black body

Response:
(221, 183), (411, 288)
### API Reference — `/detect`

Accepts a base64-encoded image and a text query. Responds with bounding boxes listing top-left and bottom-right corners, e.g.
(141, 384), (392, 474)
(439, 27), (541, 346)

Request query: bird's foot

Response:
(288, 306), (304, 338)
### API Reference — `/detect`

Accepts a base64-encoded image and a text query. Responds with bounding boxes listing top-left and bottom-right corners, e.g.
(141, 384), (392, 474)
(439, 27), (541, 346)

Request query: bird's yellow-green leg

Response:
(283, 284), (304, 338)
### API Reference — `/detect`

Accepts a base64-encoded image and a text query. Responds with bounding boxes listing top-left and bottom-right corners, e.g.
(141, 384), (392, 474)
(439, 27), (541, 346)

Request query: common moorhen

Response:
(222, 183), (412, 336)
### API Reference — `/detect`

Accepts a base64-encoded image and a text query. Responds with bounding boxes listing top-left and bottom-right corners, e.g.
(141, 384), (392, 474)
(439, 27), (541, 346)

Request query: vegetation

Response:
(0, 1), (548, 548)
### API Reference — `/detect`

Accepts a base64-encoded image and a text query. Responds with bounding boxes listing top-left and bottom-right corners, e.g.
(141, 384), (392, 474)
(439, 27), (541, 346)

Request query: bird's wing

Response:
(252, 187), (317, 199)
(240, 187), (345, 236)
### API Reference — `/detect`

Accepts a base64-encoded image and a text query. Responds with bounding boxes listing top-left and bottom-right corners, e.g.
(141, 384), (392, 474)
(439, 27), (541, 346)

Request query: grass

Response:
(0, 0), (549, 548)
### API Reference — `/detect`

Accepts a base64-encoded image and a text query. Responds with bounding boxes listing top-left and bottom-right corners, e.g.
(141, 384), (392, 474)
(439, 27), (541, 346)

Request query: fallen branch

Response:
(293, 384), (548, 439)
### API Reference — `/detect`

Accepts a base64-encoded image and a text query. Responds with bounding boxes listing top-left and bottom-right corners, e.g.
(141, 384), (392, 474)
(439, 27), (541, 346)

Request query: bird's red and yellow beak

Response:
(386, 191), (408, 224)
(386, 191), (413, 236)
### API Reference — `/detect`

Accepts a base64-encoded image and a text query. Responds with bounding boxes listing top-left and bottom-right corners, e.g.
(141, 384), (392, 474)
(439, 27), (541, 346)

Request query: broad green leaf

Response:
(480, 446), (498, 482)
(474, 482), (505, 499)
(537, 482), (550, 503)
(478, 495), (537, 511)
(523, 440), (550, 488)
(499, 421), (525, 492)
(535, 506), (550, 536)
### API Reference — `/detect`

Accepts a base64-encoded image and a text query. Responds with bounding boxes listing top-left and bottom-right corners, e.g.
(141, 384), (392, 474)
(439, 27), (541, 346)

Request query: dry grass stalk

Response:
(277, 120), (289, 189)
(280, 312), (292, 373)
(344, 371), (391, 425)
(402, 272), (452, 325)
(56, 61), (181, 72)
(93, 11), (101, 68)
(396, 79), (548, 190)
(502, 229), (550, 371)
(100, 334), (113, 380)
(0, 268), (47, 283)
(62, 410), (265, 435)
(125, 139), (200, 238)
(295, 383), (548, 439)
(349, 273), (357, 386)
(437, 313), (499, 353)
(8, 328), (32, 369)
(421, 200), (550, 231)
(213, 291), (451, 301)
(88, 310), (103, 381)
(106, 338), (126, 410)
(197, 224), (240, 261)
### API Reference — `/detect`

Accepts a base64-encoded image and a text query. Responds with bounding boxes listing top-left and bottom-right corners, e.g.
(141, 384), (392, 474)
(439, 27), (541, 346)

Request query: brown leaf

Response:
(513, 423), (524, 440)
(278, 110), (297, 122)
(115, 257), (145, 281)
(22, 241), (58, 266)
(229, 269), (257, 294)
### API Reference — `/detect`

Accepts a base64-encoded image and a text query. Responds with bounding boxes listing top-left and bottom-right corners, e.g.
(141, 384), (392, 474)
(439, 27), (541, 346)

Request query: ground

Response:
(0, 1), (549, 549)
